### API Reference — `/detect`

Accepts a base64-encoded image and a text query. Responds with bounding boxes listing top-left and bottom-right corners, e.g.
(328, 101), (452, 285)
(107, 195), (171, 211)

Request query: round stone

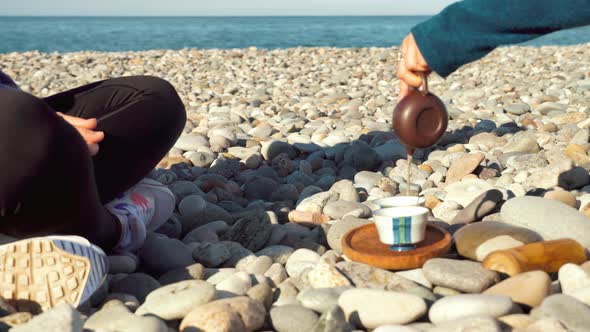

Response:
(445, 153), (485, 183)
(297, 287), (351, 314)
(326, 218), (371, 253)
(261, 140), (297, 160)
(543, 190), (577, 208)
(11, 303), (83, 332)
(428, 294), (515, 324)
(245, 178), (280, 201)
(178, 194), (207, 218)
(246, 283), (273, 310)
(444, 179), (495, 208)
(306, 262), (351, 288)
(504, 103), (531, 115)
(188, 151), (215, 168)
(454, 221), (543, 261)
(174, 134), (209, 151)
(215, 271), (253, 297)
(157, 263), (205, 285)
(422, 258), (499, 293)
(135, 280), (216, 320)
(108, 255), (137, 274)
(501, 196), (590, 250)
(322, 200), (371, 219)
(338, 288), (427, 329)
(483, 271), (551, 308)
(180, 297), (266, 332)
(531, 294), (590, 331)
(109, 273), (161, 303)
(498, 314), (535, 329)
(264, 263), (289, 286)
(329, 179), (360, 202)
(502, 132), (540, 154)
(451, 189), (503, 224)
(354, 171), (385, 191)
(256, 245), (295, 265)
(558, 263), (590, 295)
(312, 306), (353, 332)
(193, 242), (232, 267)
(296, 191), (339, 214)
(85, 302), (167, 332)
(335, 261), (435, 301)
(285, 249), (321, 278)
(139, 234), (195, 274)
(236, 255), (273, 275)
(270, 305), (319, 332)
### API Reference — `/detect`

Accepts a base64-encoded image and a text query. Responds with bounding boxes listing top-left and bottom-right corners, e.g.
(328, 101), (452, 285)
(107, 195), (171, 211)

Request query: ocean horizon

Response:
(1, 16), (590, 54)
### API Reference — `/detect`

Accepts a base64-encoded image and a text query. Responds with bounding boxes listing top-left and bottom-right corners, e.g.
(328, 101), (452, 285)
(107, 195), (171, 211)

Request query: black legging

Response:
(0, 76), (186, 249)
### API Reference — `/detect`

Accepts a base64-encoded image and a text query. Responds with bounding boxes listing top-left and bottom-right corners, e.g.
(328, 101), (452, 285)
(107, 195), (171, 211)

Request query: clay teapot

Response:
(393, 76), (448, 153)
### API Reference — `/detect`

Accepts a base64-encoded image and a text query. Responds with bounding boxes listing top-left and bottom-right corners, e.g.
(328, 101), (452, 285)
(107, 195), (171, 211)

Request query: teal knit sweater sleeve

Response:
(411, 0), (590, 77)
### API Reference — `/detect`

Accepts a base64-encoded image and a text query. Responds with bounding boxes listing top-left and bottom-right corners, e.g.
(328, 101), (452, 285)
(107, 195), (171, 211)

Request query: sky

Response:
(2, 0), (457, 16)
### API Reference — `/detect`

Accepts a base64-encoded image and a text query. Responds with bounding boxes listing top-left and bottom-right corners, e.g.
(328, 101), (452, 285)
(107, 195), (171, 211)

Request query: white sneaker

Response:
(0, 235), (108, 312)
(105, 178), (175, 252)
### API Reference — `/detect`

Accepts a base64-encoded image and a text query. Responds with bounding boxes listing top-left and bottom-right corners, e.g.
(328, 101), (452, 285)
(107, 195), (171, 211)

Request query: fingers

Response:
(54, 112), (101, 156)
(56, 112), (98, 129)
(78, 127), (105, 144)
(397, 61), (423, 89)
(399, 80), (410, 100)
(405, 47), (429, 73)
(397, 33), (433, 100)
(88, 143), (100, 156)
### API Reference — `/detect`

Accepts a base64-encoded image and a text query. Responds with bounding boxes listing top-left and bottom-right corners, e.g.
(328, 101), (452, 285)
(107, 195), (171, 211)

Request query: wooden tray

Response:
(341, 222), (451, 270)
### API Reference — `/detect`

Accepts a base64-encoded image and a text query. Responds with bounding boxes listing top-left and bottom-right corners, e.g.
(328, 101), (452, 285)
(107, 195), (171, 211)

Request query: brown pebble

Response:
(418, 164), (433, 174)
(483, 271), (551, 308)
(566, 144), (590, 165)
(425, 195), (441, 210)
(521, 118), (537, 128)
(543, 190), (577, 208)
(447, 144), (465, 153)
(478, 167), (500, 180)
(498, 314), (534, 329)
(446, 152), (485, 183)
(157, 156), (191, 169)
(542, 122), (558, 132)
(461, 174), (479, 181)
(581, 202), (590, 218)
(288, 211), (331, 225)
(0, 312), (33, 327)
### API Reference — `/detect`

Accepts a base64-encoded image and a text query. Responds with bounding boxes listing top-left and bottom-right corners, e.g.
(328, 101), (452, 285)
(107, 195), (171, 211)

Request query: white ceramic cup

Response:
(373, 206), (430, 251)
(368, 196), (426, 211)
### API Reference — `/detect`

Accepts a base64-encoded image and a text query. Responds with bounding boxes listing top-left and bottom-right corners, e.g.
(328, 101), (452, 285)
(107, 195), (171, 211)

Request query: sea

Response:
(1, 16), (590, 53)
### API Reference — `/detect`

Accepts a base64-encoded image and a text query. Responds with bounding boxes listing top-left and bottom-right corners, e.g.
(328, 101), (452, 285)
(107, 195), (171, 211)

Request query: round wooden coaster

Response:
(341, 222), (451, 270)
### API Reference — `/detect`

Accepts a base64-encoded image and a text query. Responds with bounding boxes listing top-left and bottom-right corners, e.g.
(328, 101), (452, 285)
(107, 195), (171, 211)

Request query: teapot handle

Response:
(420, 73), (429, 94)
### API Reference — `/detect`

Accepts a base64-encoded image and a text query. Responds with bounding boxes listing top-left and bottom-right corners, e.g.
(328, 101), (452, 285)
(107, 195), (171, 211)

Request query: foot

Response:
(0, 235), (108, 312)
(105, 178), (175, 252)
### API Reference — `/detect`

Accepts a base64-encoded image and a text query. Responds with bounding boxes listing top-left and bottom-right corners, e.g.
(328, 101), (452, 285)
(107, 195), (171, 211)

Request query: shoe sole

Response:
(0, 237), (108, 312)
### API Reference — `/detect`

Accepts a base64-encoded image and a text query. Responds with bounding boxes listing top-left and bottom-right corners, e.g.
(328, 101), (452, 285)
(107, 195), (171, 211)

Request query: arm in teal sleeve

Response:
(411, 0), (590, 77)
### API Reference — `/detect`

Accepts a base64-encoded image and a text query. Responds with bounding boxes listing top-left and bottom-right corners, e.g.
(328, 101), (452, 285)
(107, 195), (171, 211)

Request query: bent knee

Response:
(127, 76), (182, 103)
(140, 76), (178, 95)
(125, 75), (186, 122)
(141, 76), (186, 132)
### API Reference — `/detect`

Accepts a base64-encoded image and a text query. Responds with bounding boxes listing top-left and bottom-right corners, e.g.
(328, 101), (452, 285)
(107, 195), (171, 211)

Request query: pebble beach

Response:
(2, 44), (590, 331)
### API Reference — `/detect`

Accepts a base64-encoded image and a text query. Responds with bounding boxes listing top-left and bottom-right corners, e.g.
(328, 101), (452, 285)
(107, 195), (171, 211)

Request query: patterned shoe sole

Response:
(0, 238), (107, 312)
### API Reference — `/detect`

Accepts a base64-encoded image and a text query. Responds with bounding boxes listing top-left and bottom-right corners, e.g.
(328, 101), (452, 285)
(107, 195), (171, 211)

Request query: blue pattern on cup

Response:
(392, 216), (412, 245)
